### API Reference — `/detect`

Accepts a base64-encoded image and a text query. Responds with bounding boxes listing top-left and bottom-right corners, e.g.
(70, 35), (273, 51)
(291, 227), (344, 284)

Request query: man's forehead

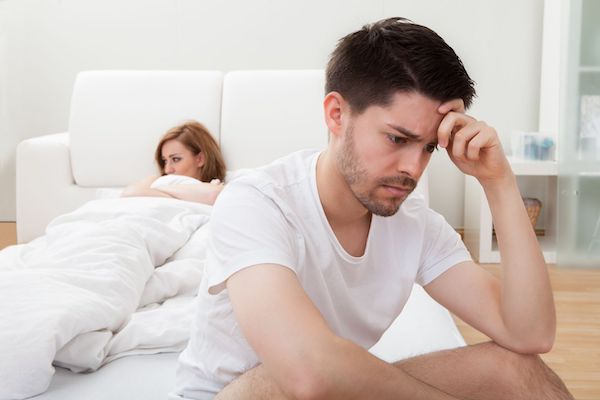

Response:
(380, 93), (444, 141)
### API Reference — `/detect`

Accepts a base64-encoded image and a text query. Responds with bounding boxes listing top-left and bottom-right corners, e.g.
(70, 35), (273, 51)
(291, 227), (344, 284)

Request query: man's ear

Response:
(323, 92), (348, 138)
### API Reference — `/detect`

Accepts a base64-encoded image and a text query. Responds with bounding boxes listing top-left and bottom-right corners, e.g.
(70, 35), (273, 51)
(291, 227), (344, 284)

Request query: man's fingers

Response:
(450, 124), (480, 161)
(449, 121), (494, 161)
(438, 111), (476, 148)
(466, 132), (489, 161)
(438, 98), (465, 114)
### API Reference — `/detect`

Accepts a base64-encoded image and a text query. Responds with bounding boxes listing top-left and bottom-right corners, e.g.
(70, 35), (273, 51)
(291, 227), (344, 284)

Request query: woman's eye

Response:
(172, 157), (181, 162)
(425, 144), (438, 154)
(387, 135), (408, 145)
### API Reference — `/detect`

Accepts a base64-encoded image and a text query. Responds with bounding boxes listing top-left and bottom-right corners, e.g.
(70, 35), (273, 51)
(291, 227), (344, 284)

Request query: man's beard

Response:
(336, 125), (417, 217)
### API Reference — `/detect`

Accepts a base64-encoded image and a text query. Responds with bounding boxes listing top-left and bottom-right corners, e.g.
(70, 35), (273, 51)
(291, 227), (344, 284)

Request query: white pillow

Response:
(150, 174), (202, 188)
(95, 175), (202, 199)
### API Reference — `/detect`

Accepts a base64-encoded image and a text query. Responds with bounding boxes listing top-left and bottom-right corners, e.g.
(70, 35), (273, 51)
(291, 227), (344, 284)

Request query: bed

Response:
(9, 70), (466, 400)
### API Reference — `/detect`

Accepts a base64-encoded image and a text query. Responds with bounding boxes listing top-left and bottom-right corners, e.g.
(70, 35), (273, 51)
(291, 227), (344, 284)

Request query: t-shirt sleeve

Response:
(204, 180), (300, 295)
(415, 208), (472, 286)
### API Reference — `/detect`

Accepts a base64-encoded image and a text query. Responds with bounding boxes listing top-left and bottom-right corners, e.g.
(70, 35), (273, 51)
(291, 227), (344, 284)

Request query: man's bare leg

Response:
(394, 342), (573, 400)
(214, 342), (573, 400)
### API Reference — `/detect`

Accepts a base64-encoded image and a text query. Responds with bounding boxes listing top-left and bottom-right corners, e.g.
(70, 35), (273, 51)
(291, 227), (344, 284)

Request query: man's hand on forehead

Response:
(438, 98), (466, 114)
(435, 98), (511, 185)
(436, 98), (466, 148)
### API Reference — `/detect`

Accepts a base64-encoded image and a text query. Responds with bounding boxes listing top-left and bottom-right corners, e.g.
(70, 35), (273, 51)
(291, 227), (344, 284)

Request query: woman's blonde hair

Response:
(155, 121), (226, 182)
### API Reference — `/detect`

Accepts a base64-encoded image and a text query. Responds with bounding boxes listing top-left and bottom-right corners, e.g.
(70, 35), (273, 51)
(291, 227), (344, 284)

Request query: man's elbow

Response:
(509, 332), (555, 355)
(284, 371), (330, 400)
(276, 350), (340, 400)
(528, 334), (555, 354)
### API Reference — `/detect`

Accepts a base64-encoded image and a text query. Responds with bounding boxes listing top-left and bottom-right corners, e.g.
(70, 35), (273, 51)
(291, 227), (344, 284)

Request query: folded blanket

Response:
(0, 197), (211, 400)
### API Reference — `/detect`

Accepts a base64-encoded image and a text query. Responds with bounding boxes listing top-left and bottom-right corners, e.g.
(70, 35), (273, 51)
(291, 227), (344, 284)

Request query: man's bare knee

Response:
(486, 344), (573, 400)
(394, 342), (572, 400)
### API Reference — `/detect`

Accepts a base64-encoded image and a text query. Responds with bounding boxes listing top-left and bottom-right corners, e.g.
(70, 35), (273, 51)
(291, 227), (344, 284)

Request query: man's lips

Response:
(382, 185), (411, 197)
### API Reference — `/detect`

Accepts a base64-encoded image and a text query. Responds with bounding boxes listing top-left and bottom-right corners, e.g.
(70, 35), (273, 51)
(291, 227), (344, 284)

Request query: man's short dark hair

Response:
(326, 17), (476, 114)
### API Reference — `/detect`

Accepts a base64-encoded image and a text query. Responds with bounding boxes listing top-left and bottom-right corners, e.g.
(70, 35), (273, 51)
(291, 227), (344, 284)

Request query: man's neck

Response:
(316, 150), (371, 228)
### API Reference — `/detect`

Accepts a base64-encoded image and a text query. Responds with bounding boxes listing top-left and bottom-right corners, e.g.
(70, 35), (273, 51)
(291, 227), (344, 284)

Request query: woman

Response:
(122, 121), (226, 205)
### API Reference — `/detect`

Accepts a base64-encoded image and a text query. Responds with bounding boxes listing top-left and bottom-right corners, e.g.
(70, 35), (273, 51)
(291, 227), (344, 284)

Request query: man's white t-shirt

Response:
(172, 149), (471, 399)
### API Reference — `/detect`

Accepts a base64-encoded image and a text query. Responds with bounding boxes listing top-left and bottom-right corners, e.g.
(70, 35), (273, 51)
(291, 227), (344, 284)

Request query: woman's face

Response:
(161, 139), (204, 179)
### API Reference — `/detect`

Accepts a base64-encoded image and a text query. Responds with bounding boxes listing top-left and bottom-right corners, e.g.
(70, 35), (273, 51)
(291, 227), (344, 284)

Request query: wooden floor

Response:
(0, 222), (16, 250)
(453, 264), (600, 400)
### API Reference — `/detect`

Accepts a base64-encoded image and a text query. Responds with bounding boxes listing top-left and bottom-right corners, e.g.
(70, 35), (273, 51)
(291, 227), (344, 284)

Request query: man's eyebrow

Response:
(386, 123), (439, 145)
(385, 123), (421, 140)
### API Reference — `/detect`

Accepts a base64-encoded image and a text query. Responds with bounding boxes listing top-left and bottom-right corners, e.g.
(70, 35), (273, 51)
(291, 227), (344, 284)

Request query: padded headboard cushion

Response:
(220, 70), (328, 170)
(69, 70), (223, 187)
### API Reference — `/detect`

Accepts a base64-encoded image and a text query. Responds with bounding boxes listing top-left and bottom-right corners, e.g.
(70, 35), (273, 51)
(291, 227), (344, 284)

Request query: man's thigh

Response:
(394, 341), (572, 400)
(215, 342), (572, 400)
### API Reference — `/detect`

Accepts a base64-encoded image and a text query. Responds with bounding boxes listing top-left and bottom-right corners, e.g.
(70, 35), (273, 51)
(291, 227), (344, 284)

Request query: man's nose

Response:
(396, 150), (424, 179)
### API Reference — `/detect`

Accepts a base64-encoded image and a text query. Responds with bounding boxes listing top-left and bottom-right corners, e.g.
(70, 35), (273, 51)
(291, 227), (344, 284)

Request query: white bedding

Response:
(0, 197), (211, 400)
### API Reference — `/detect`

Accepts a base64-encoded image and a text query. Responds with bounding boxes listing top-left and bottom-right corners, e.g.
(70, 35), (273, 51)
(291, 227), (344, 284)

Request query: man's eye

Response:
(387, 135), (408, 145)
(425, 144), (438, 154)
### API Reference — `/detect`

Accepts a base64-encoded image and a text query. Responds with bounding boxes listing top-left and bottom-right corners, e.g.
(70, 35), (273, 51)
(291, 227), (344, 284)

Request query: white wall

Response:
(0, 0), (544, 226)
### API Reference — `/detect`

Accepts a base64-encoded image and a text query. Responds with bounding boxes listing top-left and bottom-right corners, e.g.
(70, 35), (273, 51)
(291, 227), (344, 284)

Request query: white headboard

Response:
(220, 70), (328, 170)
(16, 70), (428, 243)
(69, 70), (223, 187)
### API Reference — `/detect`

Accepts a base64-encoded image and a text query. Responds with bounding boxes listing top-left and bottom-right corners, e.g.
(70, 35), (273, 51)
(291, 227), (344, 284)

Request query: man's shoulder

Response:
(225, 149), (319, 193)
(215, 149), (320, 213)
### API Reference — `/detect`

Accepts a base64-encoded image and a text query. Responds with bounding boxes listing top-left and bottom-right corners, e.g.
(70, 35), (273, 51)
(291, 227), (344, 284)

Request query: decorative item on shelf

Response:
(523, 197), (542, 229)
(510, 131), (556, 161)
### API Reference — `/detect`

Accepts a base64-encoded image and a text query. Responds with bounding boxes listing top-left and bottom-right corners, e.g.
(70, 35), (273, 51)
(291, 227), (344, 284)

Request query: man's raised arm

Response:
(424, 100), (555, 354)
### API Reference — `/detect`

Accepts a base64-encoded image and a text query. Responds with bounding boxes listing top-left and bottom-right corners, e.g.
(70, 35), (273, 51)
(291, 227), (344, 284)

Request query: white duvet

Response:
(0, 197), (211, 400)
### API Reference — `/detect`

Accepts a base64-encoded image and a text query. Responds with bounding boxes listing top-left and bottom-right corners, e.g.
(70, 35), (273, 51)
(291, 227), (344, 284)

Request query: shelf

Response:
(507, 158), (558, 176)
(579, 66), (600, 73)
(558, 160), (600, 175)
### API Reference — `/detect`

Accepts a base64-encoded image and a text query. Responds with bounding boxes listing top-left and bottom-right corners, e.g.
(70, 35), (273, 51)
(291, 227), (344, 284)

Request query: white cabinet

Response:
(464, 160), (557, 263)
(555, 0), (600, 267)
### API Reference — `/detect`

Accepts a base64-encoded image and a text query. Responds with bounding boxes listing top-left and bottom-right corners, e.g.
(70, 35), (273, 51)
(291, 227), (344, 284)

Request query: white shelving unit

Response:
(464, 160), (558, 263)
(556, 0), (600, 267)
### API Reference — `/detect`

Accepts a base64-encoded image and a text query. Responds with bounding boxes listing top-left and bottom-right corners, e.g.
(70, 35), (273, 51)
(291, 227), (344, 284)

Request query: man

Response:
(172, 17), (573, 399)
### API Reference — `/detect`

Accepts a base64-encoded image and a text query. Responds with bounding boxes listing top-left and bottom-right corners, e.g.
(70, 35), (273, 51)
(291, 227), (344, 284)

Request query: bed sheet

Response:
(30, 353), (178, 400)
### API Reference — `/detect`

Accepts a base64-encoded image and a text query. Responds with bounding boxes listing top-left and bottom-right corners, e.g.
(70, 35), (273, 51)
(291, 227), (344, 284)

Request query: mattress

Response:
(30, 353), (179, 400)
